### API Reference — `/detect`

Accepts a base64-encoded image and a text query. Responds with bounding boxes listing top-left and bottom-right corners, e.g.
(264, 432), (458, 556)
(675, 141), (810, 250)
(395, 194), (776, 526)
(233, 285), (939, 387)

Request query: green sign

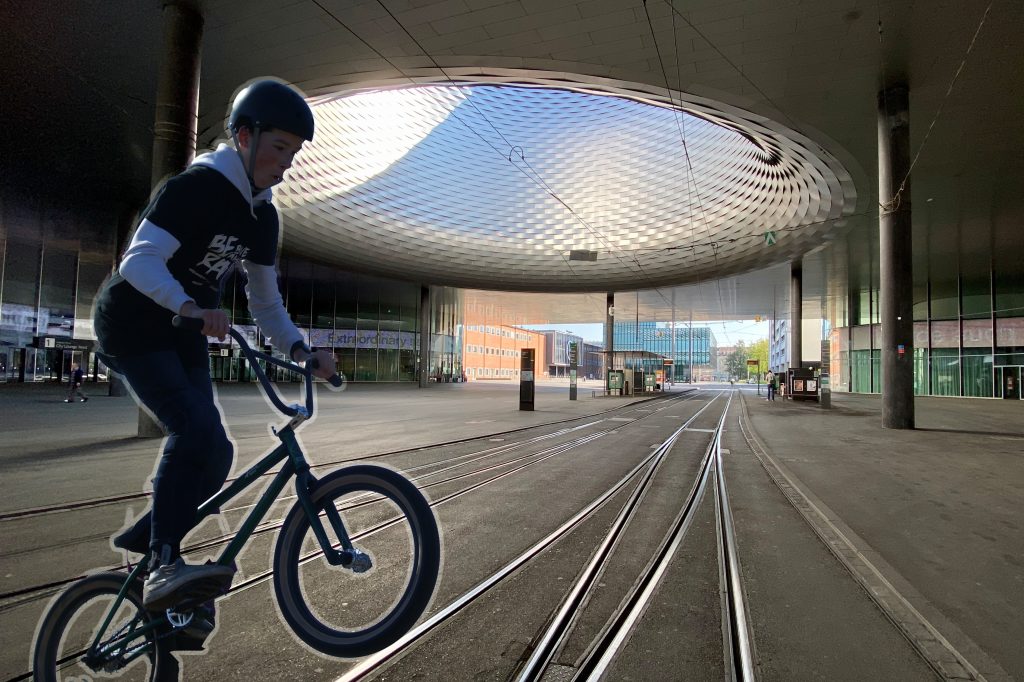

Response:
(764, 230), (777, 246)
(608, 371), (624, 389)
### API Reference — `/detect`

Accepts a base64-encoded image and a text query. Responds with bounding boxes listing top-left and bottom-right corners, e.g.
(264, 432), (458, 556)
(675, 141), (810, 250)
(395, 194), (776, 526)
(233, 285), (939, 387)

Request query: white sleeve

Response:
(242, 261), (304, 355)
(118, 219), (193, 314)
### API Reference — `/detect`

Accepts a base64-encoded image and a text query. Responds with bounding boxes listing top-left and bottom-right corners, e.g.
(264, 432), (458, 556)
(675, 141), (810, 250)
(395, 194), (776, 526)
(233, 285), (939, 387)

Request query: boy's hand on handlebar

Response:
(179, 302), (229, 340)
(304, 349), (337, 379)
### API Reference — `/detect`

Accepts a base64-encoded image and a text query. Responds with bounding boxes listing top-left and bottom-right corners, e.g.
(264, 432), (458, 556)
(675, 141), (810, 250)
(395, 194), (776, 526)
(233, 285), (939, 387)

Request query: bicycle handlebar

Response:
(171, 316), (344, 418)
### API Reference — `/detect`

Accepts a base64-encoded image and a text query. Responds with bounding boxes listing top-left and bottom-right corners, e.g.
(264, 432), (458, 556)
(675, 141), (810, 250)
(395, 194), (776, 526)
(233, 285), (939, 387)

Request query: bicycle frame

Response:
(86, 326), (353, 667)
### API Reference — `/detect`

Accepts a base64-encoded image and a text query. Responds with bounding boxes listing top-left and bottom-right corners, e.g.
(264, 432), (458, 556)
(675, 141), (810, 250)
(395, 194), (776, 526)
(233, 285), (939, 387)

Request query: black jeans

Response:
(101, 336), (233, 557)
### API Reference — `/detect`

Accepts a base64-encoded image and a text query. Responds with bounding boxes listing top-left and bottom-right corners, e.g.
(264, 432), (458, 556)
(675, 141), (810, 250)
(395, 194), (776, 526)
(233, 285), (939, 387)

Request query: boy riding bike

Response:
(94, 79), (335, 632)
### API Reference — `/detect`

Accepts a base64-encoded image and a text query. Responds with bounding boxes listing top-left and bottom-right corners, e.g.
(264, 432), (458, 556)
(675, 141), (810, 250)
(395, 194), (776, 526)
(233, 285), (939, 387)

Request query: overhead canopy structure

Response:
(276, 82), (856, 292)
(4, 0), (1021, 321)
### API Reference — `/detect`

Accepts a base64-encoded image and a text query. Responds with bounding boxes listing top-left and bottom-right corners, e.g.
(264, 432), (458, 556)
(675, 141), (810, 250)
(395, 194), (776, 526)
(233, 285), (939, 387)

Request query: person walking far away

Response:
(92, 79), (337, 638)
(65, 362), (88, 403)
(766, 370), (776, 401)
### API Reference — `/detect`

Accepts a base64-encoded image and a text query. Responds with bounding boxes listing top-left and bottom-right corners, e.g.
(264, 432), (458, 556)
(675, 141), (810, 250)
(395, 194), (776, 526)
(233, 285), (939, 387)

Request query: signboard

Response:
(608, 371), (624, 390)
(764, 230), (777, 246)
(663, 358), (674, 366)
(746, 359), (760, 367)
(820, 340), (831, 388)
(33, 336), (95, 352)
(569, 342), (578, 401)
(520, 348), (535, 411)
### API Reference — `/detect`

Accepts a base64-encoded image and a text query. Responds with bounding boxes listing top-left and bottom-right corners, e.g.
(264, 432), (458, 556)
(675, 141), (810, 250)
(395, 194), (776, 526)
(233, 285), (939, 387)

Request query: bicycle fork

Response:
(283, 429), (373, 573)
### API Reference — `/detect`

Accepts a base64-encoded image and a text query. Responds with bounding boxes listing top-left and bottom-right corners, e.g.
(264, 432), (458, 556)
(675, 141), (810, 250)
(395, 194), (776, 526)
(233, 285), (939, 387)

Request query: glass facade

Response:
(829, 213), (1024, 399)
(217, 259), (463, 383)
(0, 193), (119, 383)
(0, 187), (462, 384)
(612, 321), (716, 381)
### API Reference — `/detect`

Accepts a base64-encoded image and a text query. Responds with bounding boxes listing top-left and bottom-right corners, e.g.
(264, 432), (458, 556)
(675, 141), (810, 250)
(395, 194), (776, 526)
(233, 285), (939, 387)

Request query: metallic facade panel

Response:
(275, 83), (856, 292)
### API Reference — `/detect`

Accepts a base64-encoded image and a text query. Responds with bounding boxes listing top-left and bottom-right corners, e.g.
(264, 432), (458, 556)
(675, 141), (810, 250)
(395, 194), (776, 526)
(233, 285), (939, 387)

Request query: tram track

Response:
(333, 390), (758, 682)
(0, 391), (688, 523)
(336, 393), (729, 682)
(521, 393), (750, 682)
(0, 392), (704, 610)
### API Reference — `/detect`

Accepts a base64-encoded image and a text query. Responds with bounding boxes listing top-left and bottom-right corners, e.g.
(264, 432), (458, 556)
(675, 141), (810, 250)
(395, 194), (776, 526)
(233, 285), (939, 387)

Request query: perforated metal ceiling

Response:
(275, 82), (856, 292)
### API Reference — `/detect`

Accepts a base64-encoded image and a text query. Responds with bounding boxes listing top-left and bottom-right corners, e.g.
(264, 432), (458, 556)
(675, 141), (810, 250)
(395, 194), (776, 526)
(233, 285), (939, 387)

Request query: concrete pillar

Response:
(138, 1), (203, 437)
(605, 293), (614, 377)
(418, 286), (431, 388)
(878, 84), (915, 429)
(151, 1), (204, 186)
(790, 262), (802, 371)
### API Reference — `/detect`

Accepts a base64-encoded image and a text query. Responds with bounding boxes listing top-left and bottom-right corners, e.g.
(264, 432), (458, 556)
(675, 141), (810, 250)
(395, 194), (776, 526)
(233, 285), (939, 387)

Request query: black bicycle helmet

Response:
(228, 79), (314, 142)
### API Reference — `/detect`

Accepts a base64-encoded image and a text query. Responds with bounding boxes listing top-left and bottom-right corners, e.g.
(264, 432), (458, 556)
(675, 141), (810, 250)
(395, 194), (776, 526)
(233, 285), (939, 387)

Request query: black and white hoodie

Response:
(94, 144), (303, 358)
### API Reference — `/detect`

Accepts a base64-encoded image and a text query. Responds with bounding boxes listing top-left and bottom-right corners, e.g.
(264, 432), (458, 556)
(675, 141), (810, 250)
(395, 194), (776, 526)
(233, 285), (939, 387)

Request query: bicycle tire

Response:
(32, 571), (176, 682)
(273, 464), (440, 657)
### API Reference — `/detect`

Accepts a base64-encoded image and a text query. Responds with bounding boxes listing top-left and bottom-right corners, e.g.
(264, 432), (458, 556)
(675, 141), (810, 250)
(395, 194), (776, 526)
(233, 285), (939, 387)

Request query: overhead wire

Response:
(306, 0), (649, 281)
(365, 1), (695, 318)
(877, 1), (994, 214)
(644, 0), (732, 329)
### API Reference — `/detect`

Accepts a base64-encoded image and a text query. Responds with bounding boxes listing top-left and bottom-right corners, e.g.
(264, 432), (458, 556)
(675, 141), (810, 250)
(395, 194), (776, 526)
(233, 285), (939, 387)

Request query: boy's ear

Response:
(235, 126), (252, 149)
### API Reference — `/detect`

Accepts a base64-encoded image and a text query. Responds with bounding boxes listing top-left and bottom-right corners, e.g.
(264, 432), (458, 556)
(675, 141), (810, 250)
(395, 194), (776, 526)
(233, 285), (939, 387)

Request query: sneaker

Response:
(112, 513), (151, 555)
(143, 558), (235, 611)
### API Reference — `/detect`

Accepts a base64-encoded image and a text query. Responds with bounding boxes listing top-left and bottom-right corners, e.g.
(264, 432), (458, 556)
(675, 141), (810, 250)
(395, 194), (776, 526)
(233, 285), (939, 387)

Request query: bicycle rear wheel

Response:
(32, 571), (176, 682)
(273, 464), (441, 657)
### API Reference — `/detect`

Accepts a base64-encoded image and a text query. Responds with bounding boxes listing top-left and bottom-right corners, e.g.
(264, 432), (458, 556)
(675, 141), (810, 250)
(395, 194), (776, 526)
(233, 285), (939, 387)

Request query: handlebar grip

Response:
(309, 357), (345, 389)
(172, 315), (205, 332)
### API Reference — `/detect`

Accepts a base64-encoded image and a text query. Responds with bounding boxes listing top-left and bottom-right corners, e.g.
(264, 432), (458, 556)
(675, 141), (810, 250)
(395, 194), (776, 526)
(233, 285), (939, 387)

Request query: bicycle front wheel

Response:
(273, 464), (441, 657)
(32, 571), (176, 682)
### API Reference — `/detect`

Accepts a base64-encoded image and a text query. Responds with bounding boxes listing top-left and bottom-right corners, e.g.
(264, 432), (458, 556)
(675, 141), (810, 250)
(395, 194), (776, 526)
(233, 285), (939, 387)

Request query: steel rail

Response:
(2, 394), (702, 607)
(515, 394), (724, 681)
(334, 393), (723, 682)
(571, 392), (733, 681)
(0, 390), (691, 522)
(713, 399), (757, 681)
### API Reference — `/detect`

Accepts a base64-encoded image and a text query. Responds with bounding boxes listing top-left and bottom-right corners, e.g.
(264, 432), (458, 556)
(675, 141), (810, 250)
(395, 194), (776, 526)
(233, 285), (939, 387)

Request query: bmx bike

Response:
(32, 318), (441, 680)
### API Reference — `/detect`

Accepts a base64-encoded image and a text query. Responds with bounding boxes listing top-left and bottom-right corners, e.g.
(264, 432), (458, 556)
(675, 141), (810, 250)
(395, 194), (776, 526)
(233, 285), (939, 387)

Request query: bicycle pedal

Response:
(347, 549), (373, 574)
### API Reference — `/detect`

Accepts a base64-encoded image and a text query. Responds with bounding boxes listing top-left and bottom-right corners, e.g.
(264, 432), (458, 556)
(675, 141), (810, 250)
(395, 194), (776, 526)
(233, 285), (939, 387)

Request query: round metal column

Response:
(790, 262), (802, 371)
(151, 1), (203, 186)
(878, 85), (915, 429)
(419, 286), (432, 387)
(137, 1), (203, 437)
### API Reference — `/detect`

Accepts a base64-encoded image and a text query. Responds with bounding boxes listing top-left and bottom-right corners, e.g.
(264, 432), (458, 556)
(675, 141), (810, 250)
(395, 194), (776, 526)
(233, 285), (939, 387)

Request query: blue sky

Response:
(524, 320), (768, 346)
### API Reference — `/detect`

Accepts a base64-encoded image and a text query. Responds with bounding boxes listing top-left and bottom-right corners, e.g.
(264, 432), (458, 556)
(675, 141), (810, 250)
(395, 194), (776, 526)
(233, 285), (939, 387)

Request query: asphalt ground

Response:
(1, 380), (1021, 680)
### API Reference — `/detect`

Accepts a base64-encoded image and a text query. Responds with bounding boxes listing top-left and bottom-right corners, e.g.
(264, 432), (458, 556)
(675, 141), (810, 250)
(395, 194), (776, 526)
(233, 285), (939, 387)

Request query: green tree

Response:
(747, 338), (769, 377)
(725, 341), (747, 379)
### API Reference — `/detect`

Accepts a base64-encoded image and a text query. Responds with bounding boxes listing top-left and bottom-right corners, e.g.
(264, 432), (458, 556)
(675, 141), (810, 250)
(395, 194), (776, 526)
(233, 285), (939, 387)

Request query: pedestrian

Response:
(65, 362), (88, 403)
(766, 370), (775, 401)
(94, 79), (337, 629)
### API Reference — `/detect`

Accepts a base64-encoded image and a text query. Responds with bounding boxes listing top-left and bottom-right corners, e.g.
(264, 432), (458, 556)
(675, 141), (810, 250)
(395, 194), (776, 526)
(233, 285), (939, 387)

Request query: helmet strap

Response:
(231, 126), (262, 187)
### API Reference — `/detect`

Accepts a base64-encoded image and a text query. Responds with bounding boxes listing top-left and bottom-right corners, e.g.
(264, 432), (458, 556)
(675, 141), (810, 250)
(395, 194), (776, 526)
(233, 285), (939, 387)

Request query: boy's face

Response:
(238, 128), (305, 190)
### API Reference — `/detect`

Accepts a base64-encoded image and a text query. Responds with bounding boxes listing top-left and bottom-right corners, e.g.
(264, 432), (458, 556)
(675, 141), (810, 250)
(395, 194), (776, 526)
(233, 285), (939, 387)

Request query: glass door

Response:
(997, 366), (1021, 399)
